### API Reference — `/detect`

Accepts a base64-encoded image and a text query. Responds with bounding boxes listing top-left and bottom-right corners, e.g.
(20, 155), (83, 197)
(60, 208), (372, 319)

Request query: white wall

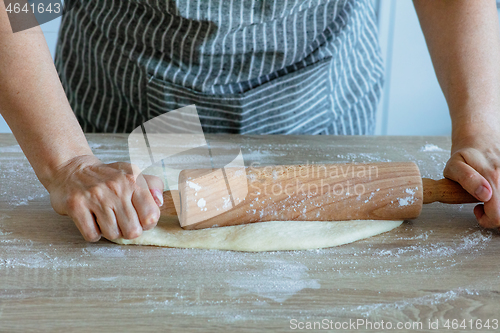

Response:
(0, 17), (61, 133)
(375, 0), (451, 135)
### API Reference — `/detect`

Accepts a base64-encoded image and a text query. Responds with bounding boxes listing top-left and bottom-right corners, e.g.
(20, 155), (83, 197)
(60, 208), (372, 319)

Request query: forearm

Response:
(0, 1), (92, 188)
(413, 0), (500, 145)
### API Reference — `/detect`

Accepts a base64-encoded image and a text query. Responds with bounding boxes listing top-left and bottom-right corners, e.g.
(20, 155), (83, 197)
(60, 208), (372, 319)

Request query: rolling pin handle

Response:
(422, 178), (480, 204)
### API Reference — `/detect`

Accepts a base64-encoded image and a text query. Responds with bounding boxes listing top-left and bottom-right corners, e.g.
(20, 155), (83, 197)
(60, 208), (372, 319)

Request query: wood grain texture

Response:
(422, 178), (479, 204)
(178, 162), (423, 229)
(165, 164), (479, 229)
(0, 134), (499, 333)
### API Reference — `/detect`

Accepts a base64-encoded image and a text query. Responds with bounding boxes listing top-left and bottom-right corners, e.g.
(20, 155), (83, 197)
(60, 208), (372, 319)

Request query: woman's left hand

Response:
(444, 132), (500, 229)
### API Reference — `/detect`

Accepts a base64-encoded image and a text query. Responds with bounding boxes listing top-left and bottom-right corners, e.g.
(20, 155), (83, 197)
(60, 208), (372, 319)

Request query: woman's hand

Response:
(413, 0), (500, 229)
(444, 132), (500, 229)
(47, 155), (164, 242)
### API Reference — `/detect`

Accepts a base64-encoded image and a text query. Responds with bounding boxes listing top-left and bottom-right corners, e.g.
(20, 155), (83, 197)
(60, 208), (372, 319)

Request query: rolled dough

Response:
(110, 217), (402, 252)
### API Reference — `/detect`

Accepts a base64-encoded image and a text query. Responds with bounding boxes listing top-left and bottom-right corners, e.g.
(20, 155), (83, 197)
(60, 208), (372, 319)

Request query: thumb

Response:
(443, 153), (492, 202)
(143, 174), (165, 207)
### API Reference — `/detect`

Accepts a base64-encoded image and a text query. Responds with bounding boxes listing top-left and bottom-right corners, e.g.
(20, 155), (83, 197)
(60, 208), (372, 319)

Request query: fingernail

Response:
(475, 186), (489, 201)
(155, 190), (164, 206)
(151, 189), (164, 206)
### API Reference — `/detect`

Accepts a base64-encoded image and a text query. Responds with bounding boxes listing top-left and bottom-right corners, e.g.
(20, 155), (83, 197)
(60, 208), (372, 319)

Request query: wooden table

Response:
(0, 134), (499, 332)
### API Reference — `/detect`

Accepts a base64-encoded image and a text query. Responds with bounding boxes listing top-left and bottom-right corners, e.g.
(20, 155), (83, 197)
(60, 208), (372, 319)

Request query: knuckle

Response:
(109, 162), (127, 172)
(66, 193), (85, 211)
(151, 206), (161, 221)
(479, 215), (500, 229)
(104, 231), (121, 241)
(442, 168), (453, 180)
(142, 213), (159, 229)
(457, 171), (475, 185)
(484, 148), (496, 159)
(104, 179), (122, 194)
(89, 186), (105, 201)
(486, 221), (500, 229)
(488, 170), (500, 186)
(124, 173), (137, 185)
(142, 221), (157, 231)
(152, 208), (161, 222)
(123, 227), (142, 240)
(137, 187), (151, 198)
(84, 232), (101, 242)
(458, 148), (474, 159)
(491, 159), (500, 170)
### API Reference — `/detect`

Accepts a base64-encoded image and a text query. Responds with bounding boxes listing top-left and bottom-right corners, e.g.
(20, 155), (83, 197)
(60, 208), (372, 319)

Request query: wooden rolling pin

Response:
(160, 162), (479, 230)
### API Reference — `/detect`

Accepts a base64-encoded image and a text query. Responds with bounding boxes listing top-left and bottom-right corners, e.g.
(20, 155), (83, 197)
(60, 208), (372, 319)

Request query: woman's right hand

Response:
(46, 155), (164, 242)
(0, 2), (162, 243)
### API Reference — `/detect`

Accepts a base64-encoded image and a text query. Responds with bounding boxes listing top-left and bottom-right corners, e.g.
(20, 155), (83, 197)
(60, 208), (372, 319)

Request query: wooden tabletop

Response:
(1, 134), (499, 332)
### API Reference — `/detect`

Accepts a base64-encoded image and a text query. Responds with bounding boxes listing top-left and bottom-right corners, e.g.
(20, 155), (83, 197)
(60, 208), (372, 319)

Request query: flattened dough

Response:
(111, 217), (402, 252)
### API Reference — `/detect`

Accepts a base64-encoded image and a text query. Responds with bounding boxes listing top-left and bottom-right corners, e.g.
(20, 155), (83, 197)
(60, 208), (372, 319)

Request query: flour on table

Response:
(420, 144), (445, 152)
(111, 217), (403, 252)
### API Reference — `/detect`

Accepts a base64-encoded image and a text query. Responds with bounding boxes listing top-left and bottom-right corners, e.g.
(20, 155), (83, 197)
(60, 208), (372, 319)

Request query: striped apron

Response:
(55, 0), (384, 135)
